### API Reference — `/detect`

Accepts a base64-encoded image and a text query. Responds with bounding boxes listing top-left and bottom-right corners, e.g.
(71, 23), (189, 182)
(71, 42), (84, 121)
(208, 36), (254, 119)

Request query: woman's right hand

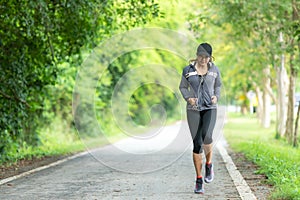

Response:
(188, 98), (197, 106)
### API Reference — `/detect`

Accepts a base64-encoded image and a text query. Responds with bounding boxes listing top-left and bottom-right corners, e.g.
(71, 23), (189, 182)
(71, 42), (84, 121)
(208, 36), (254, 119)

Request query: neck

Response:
(195, 62), (207, 69)
(195, 62), (208, 75)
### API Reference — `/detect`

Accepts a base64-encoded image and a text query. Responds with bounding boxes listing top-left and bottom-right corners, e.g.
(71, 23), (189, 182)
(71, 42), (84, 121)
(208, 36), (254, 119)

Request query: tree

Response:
(0, 0), (160, 160)
(187, 1), (273, 123)
(285, 0), (300, 145)
(189, 0), (299, 141)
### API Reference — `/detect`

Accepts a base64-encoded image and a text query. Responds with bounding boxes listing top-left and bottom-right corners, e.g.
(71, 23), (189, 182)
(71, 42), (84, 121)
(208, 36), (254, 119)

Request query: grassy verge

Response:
(224, 112), (300, 200)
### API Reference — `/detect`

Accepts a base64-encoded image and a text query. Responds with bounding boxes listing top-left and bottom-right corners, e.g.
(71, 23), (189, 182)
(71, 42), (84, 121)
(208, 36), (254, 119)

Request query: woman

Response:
(179, 43), (222, 194)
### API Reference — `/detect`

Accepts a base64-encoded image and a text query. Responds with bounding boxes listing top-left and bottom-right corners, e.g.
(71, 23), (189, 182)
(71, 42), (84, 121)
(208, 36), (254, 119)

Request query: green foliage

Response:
(187, 0), (300, 105)
(224, 113), (300, 199)
(95, 49), (185, 137)
(0, 130), (19, 163)
(129, 83), (179, 126)
(0, 0), (161, 163)
(248, 143), (300, 199)
(0, 116), (85, 166)
(240, 140), (300, 199)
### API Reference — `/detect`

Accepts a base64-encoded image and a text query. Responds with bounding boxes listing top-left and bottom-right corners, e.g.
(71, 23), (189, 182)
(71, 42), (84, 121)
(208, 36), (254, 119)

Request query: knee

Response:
(193, 144), (203, 154)
(203, 132), (213, 144)
(203, 137), (213, 144)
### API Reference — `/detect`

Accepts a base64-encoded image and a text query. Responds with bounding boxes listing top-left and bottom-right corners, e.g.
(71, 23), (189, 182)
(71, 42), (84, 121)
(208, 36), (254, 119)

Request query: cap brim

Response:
(197, 51), (210, 56)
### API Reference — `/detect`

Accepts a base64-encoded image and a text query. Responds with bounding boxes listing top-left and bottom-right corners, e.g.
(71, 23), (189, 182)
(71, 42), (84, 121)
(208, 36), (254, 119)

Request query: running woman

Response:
(179, 43), (222, 194)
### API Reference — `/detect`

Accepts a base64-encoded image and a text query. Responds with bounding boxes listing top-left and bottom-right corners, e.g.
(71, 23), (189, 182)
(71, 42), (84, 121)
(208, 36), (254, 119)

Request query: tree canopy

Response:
(0, 0), (161, 160)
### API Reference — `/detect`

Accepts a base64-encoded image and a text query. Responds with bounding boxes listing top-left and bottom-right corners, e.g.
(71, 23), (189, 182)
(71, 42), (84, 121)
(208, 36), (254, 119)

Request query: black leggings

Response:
(187, 109), (217, 154)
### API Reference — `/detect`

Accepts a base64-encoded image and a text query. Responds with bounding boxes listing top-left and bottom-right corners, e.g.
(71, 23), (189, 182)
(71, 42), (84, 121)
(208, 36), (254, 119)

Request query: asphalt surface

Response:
(0, 108), (246, 200)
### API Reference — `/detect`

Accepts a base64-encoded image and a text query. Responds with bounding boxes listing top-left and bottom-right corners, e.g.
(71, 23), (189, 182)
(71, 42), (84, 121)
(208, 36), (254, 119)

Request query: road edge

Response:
(217, 141), (257, 200)
(0, 151), (89, 186)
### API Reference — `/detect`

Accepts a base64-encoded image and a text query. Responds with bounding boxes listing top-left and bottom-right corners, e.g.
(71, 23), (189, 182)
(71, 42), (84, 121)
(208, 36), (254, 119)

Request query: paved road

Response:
(0, 109), (243, 200)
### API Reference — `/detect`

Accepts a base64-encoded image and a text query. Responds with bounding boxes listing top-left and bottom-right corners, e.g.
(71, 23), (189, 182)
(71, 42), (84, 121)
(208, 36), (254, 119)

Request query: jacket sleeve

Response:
(214, 68), (222, 100)
(179, 71), (194, 101)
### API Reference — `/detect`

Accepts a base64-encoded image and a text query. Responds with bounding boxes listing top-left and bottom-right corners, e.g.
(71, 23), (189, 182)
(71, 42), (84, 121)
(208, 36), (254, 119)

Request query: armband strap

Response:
(185, 71), (198, 78)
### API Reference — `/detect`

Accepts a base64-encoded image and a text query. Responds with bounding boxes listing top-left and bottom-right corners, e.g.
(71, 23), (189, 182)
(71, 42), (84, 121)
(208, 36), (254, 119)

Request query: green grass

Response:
(224, 112), (300, 200)
(0, 116), (122, 166)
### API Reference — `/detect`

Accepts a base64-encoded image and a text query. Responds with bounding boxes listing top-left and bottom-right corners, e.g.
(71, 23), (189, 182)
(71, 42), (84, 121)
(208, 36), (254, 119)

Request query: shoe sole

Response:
(204, 177), (214, 183)
(205, 165), (214, 183)
(194, 190), (204, 194)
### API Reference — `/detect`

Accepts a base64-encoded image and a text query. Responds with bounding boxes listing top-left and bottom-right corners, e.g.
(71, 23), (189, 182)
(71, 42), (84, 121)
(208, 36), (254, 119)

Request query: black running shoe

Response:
(194, 178), (204, 194)
(204, 163), (214, 183)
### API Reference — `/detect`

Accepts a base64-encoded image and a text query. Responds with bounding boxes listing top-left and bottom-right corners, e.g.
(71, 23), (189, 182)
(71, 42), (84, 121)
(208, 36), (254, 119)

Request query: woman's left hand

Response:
(211, 96), (218, 104)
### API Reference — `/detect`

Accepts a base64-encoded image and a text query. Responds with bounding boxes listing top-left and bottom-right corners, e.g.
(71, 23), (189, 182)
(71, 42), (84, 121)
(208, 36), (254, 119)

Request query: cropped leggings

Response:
(187, 109), (217, 154)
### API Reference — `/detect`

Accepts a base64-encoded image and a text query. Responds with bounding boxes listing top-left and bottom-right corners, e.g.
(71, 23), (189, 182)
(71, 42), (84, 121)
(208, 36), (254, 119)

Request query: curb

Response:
(0, 151), (89, 186)
(217, 142), (257, 200)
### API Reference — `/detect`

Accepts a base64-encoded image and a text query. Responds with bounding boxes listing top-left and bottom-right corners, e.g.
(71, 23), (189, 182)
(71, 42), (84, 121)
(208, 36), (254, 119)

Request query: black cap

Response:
(196, 43), (212, 56)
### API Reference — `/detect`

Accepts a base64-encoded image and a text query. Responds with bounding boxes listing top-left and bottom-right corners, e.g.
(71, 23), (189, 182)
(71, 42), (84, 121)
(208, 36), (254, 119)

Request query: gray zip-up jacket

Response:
(179, 62), (222, 111)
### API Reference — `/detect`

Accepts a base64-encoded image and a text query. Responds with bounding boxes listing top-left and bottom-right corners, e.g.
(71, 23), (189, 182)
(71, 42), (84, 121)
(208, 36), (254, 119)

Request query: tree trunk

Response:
(262, 66), (271, 128)
(294, 103), (300, 147)
(292, 0), (300, 148)
(276, 50), (288, 138)
(255, 86), (263, 123)
(285, 54), (296, 144)
(285, 0), (299, 144)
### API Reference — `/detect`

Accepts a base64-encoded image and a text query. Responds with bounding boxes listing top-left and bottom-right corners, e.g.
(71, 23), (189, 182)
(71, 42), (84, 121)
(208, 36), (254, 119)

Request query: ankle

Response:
(196, 177), (203, 183)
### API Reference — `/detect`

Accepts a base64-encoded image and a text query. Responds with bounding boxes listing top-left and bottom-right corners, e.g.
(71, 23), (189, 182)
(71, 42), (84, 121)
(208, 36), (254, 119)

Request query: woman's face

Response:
(197, 55), (210, 66)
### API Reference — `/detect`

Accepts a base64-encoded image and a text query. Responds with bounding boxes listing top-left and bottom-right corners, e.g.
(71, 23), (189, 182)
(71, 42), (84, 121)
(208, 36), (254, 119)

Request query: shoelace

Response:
(196, 182), (202, 189)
